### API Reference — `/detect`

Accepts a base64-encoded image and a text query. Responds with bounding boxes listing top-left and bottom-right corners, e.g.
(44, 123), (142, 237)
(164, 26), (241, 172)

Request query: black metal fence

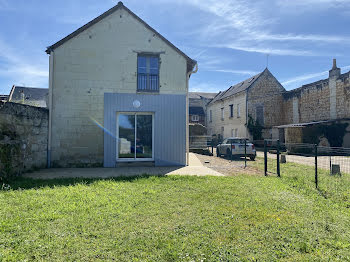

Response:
(263, 139), (350, 189)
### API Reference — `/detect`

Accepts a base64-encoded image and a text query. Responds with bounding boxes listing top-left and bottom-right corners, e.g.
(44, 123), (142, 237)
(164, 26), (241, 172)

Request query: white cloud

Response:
(190, 81), (223, 93)
(215, 43), (319, 56)
(282, 64), (350, 88)
(209, 69), (259, 75)
(0, 38), (48, 93)
(161, 0), (350, 56)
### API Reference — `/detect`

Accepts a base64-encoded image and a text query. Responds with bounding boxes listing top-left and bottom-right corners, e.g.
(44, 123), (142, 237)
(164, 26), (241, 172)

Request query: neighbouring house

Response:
(8, 86), (49, 108)
(0, 95), (8, 102)
(206, 68), (285, 141)
(46, 2), (197, 167)
(274, 59), (350, 147)
(189, 92), (217, 126)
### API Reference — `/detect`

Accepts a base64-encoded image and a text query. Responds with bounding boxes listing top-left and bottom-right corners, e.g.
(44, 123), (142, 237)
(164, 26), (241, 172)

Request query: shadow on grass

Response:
(1, 174), (167, 191)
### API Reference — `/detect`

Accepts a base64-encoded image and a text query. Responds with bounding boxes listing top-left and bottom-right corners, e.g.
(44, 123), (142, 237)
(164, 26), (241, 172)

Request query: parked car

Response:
(216, 137), (256, 160)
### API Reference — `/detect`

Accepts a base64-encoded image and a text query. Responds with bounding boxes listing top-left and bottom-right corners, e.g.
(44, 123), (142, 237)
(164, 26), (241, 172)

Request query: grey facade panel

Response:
(104, 93), (186, 167)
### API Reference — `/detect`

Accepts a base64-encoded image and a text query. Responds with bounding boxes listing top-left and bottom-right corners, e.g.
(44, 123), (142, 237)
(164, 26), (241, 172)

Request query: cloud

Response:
(0, 38), (48, 93)
(215, 44), (319, 56)
(208, 69), (260, 75)
(163, 0), (350, 57)
(282, 64), (350, 88)
(190, 81), (223, 93)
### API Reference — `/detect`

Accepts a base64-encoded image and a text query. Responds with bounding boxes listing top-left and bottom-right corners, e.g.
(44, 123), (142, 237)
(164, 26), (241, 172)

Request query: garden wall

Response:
(0, 102), (48, 177)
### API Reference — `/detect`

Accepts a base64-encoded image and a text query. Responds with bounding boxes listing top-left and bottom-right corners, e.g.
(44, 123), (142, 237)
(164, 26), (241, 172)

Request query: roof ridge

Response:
(45, 2), (196, 71)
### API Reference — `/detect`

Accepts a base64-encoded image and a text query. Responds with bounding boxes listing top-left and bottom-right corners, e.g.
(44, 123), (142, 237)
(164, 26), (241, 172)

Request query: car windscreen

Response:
(230, 139), (250, 144)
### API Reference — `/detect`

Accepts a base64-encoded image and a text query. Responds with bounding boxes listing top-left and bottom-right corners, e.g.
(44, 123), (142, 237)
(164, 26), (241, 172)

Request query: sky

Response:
(0, 0), (350, 95)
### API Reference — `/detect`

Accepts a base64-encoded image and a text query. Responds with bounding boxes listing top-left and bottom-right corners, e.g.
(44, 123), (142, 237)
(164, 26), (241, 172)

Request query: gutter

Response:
(47, 51), (54, 168)
(186, 63), (198, 166)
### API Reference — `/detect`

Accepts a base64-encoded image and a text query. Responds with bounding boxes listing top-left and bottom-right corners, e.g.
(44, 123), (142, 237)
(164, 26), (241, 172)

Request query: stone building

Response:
(275, 59), (350, 147)
(206, 68), (285, 141)
(46, 2), (197, 167)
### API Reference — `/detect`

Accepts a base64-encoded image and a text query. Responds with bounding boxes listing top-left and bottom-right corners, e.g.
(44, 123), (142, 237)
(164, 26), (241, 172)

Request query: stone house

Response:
(8, 86), (49, 108)
(275, 59), (350, 147)
(46, 2), (197, 167)
(189, 92), (216, 126)
(206, 68), (285, 141)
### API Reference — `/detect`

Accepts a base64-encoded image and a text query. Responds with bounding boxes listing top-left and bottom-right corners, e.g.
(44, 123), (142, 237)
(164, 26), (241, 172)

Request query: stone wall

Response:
(247, 70), (285, 130)
(0, 102), (48, 175)
(282, 69), (350, 125)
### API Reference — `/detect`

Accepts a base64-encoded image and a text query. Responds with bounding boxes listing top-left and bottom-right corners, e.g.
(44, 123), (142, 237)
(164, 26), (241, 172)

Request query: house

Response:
(275, 59), (350, 147)
(189, 92), (217, 126)
(206, 68), (285, 141)
(8, 86), (49, 108)
(45, 2), (197, 168)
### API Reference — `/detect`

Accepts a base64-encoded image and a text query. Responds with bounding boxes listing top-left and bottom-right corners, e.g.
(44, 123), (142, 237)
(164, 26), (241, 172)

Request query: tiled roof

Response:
(209, 70), (265, 104)
(9, 86), (48, 108)
(189, 92), (217, 100)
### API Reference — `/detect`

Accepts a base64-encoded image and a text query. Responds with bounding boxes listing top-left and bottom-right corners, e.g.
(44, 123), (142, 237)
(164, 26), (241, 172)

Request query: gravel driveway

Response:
(194, 148), (262, 176)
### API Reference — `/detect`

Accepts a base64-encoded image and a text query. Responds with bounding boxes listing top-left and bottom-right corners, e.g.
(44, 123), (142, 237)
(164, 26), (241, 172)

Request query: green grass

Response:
(1, 174), (350, 261)
(251, 157), (350, 209)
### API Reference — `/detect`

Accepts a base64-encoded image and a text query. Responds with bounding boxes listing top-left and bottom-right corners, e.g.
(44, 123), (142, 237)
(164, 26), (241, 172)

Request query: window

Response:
(209, 110), (212, 122)
(237, 104), (241, 118)
(229, 104), (234, 118)
(137, 55), (159, 92)
(221, 108), (224, 121)
(221, 126), (224, 137)
(235, 129), (238, 137)
(191, 115), (199, 122)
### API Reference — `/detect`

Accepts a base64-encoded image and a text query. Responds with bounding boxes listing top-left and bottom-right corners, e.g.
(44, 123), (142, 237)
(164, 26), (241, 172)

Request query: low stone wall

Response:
(0, 102), (48, 176)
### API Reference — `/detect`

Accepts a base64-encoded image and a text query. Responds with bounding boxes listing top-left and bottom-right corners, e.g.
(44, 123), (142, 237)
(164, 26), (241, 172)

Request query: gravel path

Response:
(194, 149), (262, 176)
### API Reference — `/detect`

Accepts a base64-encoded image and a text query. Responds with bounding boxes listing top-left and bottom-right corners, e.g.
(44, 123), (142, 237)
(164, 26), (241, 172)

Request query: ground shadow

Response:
(1, 174), (167, 191)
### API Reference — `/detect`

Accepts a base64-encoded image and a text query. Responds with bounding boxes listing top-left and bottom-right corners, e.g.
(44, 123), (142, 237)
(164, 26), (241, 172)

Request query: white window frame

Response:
(191, 115), (199, 122)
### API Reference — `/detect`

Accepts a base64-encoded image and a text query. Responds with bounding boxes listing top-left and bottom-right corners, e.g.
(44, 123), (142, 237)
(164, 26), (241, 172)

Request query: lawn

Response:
(1, 174), (350, 261)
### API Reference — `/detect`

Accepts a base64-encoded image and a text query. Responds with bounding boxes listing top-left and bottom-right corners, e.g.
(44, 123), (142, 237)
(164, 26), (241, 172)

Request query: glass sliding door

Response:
(136, 115), (153, 158)
(117, 113), (153, 161)
(118, 114), (135, 159)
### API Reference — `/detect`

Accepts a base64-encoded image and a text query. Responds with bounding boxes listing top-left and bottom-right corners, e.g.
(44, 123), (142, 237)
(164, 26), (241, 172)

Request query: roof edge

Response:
(45, 2), (196, 71)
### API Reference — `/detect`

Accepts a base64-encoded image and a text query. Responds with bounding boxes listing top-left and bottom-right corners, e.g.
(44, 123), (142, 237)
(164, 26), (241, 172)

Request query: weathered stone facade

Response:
(206, 69), (284, 140)
(0, 102), (48, 175)
(282, 60), (350, 125)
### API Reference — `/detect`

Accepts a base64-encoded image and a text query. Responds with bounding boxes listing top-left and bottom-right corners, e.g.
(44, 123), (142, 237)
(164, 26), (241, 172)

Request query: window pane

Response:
(138, 56), (147, 74)
(149, 75), (158, 91)
(118, 114), (135, 158)
(136, 115), (153, 158)
(149, 57), (159, 75)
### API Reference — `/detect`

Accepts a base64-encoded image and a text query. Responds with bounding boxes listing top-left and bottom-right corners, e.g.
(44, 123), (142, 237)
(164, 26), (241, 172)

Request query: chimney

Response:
(329, 58), (340, 79)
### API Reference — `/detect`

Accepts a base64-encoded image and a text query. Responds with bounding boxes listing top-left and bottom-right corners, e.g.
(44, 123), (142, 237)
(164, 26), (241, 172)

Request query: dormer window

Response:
(137, 55), (159, 92)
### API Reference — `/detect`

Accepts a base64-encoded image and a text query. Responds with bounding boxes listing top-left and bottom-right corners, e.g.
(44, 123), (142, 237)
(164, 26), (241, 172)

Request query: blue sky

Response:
(1, 0), (350, 95)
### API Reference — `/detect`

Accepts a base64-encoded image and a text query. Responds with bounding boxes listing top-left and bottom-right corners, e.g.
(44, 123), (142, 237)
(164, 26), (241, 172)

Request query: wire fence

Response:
(263, 139), (350, 203)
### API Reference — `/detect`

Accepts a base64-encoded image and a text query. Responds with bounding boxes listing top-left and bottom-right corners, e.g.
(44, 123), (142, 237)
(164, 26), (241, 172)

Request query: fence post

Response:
(244, 138), (247, 168)
(315, 144), (318, 189)
(277, 139), (280, 177)
(230, 140), (233, 162)
(264, 140), (268, 176)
